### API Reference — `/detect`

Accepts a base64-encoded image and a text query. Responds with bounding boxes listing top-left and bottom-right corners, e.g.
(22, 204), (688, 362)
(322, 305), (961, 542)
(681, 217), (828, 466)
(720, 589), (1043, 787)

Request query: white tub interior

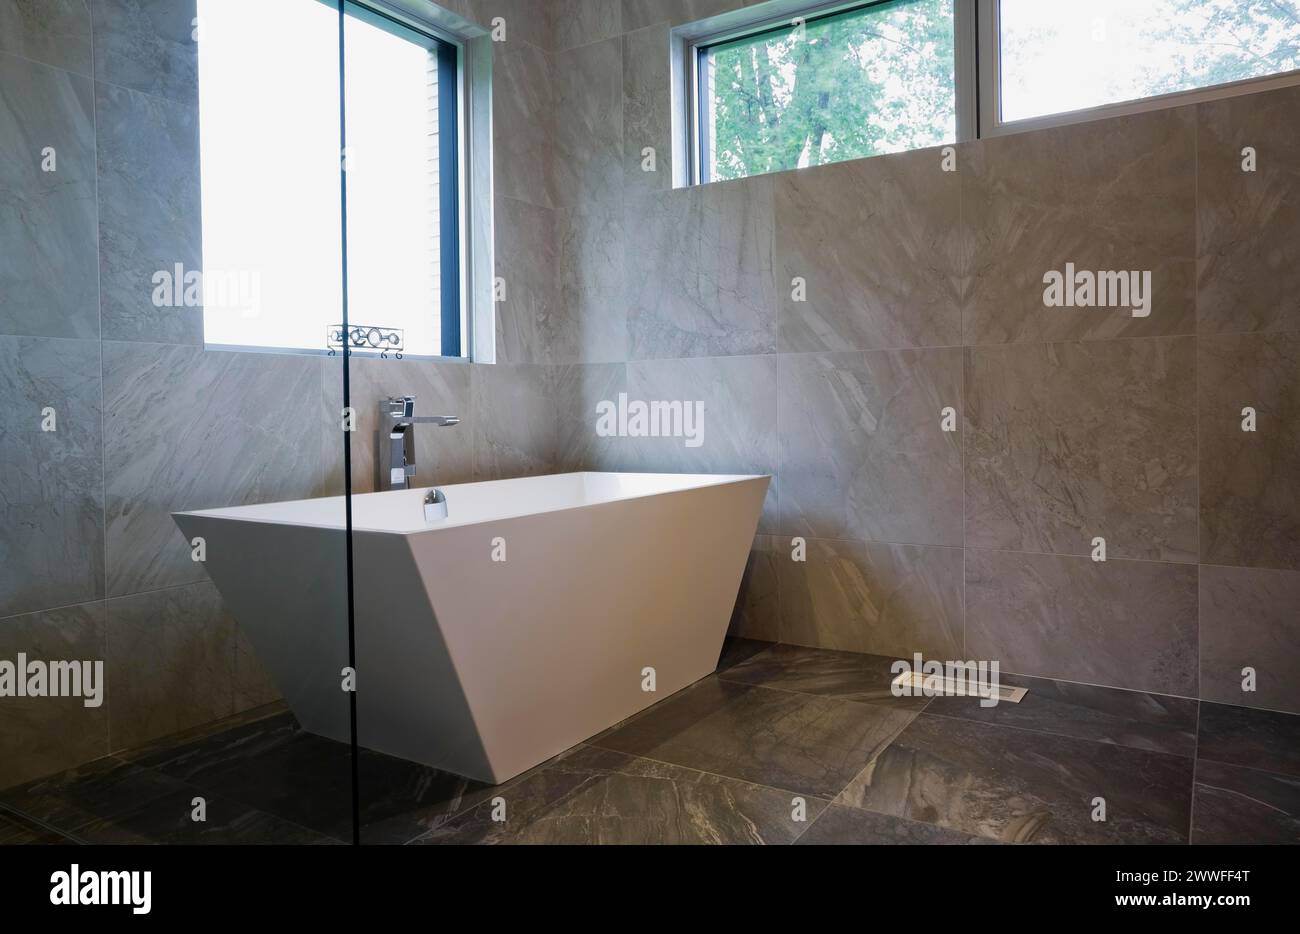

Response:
(181, 471), (763, 533)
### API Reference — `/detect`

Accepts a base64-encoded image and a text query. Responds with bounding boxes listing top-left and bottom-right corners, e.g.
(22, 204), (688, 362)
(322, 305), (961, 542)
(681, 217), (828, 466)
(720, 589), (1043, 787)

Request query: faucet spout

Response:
(405, 415), (460, 427)
(376, 396), (460, 491)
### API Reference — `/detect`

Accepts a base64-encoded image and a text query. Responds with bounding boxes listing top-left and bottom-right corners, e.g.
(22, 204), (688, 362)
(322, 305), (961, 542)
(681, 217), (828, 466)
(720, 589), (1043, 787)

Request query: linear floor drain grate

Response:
(890, 671), (1027, 703)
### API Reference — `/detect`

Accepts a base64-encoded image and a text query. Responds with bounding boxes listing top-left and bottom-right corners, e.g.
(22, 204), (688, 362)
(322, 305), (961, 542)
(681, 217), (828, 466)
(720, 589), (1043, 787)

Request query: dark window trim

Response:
(344, 0), (463, 357)
(436, 37), (461, 357)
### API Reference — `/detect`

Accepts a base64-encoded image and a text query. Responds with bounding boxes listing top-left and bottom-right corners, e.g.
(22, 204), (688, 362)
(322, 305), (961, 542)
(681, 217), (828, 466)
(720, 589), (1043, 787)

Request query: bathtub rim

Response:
(172, 470), (772, 535)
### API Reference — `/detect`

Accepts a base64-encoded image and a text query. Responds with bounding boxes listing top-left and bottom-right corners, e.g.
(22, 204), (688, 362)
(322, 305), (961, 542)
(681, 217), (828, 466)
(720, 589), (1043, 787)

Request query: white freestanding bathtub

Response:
(173, 472), (768, 784)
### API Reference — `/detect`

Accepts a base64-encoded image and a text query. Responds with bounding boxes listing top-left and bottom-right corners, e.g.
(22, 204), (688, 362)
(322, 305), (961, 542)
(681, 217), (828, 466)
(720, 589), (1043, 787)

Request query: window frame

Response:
(201, 0), (483, 360)
(977, 0), (1300, 138)
(676, 0), (1300, 186)
(342, 0), (464, 357)
(357, 0), (498, 363)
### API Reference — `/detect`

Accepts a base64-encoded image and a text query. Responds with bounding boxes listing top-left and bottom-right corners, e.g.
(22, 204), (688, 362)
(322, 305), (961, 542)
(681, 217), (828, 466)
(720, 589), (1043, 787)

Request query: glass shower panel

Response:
(0, 0), (357, 845)
(335, 3), (480, 844)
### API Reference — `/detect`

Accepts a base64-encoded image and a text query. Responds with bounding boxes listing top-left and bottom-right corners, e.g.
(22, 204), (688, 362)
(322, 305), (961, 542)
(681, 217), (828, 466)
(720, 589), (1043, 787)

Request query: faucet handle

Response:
(384, 395), (416, 419)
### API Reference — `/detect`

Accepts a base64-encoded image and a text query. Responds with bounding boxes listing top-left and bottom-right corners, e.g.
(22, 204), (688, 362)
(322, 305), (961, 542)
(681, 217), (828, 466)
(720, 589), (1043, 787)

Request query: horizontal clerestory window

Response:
(681, 0), (1300, 184)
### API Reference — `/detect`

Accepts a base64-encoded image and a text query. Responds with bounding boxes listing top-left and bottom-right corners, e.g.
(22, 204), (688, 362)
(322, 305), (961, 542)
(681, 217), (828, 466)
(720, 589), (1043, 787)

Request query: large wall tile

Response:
(626, 177), (776, 358)
(626, 354), (777, 528)
(1197, 84), (1300, 335)
(552, 361), (628, 471)
(492, 38), (554, 208)
(494, 195), (558, 364)
(0, 601), (108, 790)
(622, 23), (670, 196)
(232, 623), (279, 712)
(0, 0), (92, 75)
(552, 0), (622, 51)
(729, 533), (779, 642)
(781, 539), (963, 658)
(965, 549), (1198, 697)
(92, 0), (197, 106)
(0, 54), (98, 339)
(775, 146), (962, 352)
(1200, 332), (1300, 570)
(556, 202), (627, 362)
(963, 106), (1195, 344)
(1200, 564), (1300, 715)
(95, 81), (202, 345)
(777, 348), (963, 545)
(106, 581), (235, 750)
(552, 37), (626, 363)
(103, 342), (325, 595)
(322, 355), (475, 495)
(471, 0), (553, 50)
(778, 538), (870, 652)
(472, 363), (555, 478)
(0, 336), (103, 618)
(966, 337), (1197, 562)
(553, 35), (622, 209)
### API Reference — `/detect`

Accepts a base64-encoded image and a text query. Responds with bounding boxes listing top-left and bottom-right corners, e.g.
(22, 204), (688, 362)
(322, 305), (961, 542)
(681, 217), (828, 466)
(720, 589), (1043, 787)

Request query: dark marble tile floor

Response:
(921, 672), (1199, 757)
(2, 642), (1297, 845)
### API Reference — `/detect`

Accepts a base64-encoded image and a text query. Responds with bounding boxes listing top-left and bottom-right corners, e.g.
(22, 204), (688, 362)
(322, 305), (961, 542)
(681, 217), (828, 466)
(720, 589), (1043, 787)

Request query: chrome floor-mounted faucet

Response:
(377, 396), (460, 491)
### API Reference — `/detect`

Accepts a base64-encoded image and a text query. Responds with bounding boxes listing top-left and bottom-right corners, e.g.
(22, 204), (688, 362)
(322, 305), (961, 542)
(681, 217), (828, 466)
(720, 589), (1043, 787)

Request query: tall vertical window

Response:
(695, 0), (956, 183)
(199, 0), (462, 356)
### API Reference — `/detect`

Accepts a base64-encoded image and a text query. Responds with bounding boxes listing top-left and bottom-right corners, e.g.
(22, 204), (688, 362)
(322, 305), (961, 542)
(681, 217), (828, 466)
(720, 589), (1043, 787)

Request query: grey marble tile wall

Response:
(485, 1), (558, 363)
(95, 78), (202, 344)
(5, 0), (1297, 790)
(544, 0), (1300, 715)
(0, 602), (108, 790)
(0, 336), (104, 619)
(0, 50), (98, 341)
(1, 0), (565, 788)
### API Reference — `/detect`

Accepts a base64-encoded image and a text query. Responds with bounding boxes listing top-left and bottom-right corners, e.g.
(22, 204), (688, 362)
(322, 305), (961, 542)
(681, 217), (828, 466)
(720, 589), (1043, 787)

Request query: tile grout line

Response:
(960, 142), (967, 663)
(589, 679), (918, 794)
(1192, 104), (1203, 812)
(729, 641), (1297, 714)
(715, 668), (934, 713)
(1194, 754), (1300, 782)
(0, 800), (89, 845)
(540, 319), (1300, 369)
(62, 754), (346, 844)
(89, 0), (113, 765)
(0, 577), (223, 626)
(1189, 699), (1202, 843)
(787, 801), (829, 844)
(405, 738), (843, 845)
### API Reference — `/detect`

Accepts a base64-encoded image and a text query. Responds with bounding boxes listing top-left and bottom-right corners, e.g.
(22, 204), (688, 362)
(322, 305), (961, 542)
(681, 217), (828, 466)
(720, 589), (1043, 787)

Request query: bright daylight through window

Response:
(998, 0), (1300, 123)
(697, 0), (956, 182)
(693, 0), (1300, 184)
(198, 0), (461, 356)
